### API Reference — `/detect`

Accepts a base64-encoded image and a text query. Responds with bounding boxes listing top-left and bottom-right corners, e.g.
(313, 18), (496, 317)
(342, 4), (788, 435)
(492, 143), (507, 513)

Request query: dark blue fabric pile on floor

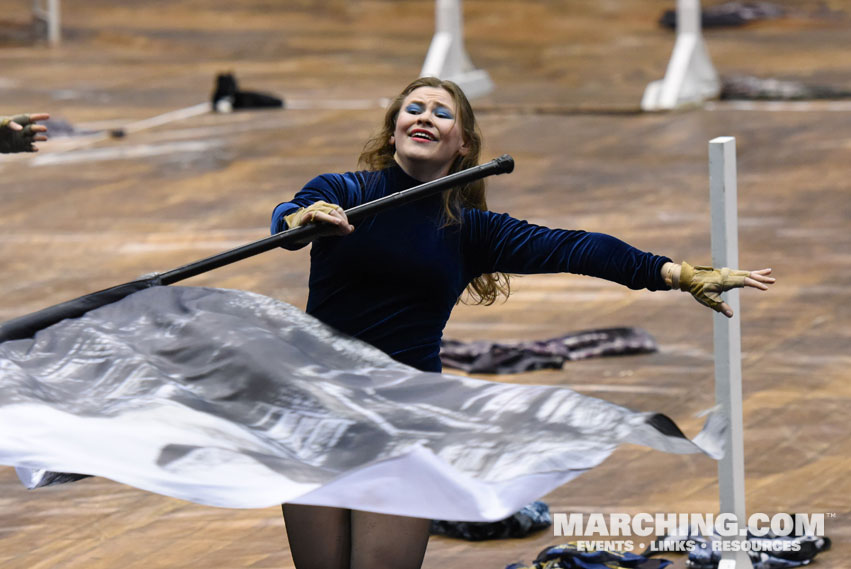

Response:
(641, 527), (831, 568)
(440, 327), (657, 374)
(431, 501), (551, 541)
(507, 543), (671, 569)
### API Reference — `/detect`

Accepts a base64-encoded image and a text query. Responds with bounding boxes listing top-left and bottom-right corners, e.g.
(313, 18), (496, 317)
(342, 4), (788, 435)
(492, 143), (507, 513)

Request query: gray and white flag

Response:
(0, 286), (722, 521)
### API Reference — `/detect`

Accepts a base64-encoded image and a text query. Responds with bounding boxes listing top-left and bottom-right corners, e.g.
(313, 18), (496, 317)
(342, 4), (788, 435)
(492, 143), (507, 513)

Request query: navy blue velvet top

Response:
(271, 165), (671, 372)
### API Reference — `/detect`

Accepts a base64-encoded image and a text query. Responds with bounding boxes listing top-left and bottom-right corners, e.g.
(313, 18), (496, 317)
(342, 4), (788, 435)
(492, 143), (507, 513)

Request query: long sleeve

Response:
(270, 172), (367, 250)
(464, 210), (671, 291)
(270, 172), (363, 234)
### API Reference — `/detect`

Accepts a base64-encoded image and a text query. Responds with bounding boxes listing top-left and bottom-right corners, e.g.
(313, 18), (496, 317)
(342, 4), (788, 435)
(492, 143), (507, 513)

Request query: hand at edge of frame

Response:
(0, 113), (50, 153)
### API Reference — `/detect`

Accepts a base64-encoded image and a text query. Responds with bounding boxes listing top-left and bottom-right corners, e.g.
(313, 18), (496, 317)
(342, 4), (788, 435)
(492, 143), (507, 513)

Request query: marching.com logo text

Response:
(553, 513), (826, 553)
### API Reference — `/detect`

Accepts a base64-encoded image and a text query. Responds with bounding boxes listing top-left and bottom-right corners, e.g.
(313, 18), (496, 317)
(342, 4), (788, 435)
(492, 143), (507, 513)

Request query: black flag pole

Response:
(157, 154), (514, 285)
(0, 155), (514, 343)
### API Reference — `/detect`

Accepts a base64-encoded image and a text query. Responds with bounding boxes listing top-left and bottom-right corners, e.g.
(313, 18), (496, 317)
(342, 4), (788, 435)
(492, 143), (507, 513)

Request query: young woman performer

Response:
(0, 114), (49, 153)
(270, 77), (774, 569)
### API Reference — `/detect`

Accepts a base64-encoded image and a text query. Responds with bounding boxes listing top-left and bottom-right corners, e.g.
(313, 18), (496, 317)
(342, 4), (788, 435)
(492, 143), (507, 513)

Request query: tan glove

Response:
(283, 200), (343, 229)
(679, 261), (750, 312)
(0, 115), (38, 153)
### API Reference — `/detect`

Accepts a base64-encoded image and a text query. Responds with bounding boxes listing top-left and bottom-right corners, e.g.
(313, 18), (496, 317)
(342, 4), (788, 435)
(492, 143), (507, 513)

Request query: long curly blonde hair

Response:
(358, 77), (510, 305)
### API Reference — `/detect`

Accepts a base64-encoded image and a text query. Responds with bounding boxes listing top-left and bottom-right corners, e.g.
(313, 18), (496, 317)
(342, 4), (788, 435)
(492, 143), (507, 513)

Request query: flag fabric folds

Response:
(0, 286), (723, 521)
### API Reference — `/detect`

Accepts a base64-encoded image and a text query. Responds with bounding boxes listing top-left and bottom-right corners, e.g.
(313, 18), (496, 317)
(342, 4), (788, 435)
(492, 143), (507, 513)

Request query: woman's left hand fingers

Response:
(744, 268), (775, 290)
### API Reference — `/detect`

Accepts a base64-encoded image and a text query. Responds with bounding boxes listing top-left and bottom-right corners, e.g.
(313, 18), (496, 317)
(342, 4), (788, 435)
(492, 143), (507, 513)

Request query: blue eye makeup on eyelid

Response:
(404, 102), (454, 119)
(435, 107), (454, 119)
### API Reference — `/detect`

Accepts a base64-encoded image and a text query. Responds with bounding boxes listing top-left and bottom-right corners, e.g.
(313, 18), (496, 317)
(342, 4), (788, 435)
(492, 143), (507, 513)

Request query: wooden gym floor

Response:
(1, 1), (849, 567)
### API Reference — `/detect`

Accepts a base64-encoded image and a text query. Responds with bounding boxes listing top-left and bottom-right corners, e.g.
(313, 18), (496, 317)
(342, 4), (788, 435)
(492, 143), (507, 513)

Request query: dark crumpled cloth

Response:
(721, 75), (851, 101)
(641, 524), (831, 568)
(440, 327), (657, 374)
(508, 542), (672, 569)
(431, 500), (551, 541)
(660, 2), (785, 29)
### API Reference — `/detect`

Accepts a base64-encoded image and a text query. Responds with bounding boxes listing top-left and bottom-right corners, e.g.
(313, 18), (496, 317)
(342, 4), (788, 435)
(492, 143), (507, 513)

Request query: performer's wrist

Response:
(661, 262), (681, 290)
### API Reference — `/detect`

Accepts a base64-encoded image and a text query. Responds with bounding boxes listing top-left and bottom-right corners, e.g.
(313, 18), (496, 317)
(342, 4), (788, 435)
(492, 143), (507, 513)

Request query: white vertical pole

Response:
(709, 137), (753, 569)
(47, 0), (61, 47)
(31, 0), (61, 46)
(420, 0), (493, 99)
(678, 0), (701, 36)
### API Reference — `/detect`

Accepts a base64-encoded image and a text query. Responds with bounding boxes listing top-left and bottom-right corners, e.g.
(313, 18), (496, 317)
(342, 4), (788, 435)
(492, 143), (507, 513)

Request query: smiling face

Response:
(391, 86), (469, 181)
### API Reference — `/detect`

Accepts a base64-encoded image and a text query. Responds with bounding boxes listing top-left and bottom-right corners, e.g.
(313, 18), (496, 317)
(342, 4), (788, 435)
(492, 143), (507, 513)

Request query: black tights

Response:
(282, 504), (431, 569)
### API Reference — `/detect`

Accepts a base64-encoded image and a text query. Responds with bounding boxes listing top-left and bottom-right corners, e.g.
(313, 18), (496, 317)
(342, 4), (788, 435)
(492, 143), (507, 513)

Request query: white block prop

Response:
(32, 0), (61, 46)
(709, 137), (754, 569)
(420, 0), (493, 99)
(642, 0), (720, 111)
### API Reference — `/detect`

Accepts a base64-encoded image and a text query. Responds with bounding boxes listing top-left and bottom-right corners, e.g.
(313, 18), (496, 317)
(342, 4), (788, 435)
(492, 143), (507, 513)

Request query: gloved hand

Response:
(283, 200), (354, 237)
(679, 261), (751, 314)
(0, 114), (49, 153)
(284, 200), (342, 228)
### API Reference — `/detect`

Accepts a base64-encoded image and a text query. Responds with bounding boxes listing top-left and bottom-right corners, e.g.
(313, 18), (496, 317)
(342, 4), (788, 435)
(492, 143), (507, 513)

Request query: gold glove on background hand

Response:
(679, 261), (750, 313)
(284, 200), (343, 229)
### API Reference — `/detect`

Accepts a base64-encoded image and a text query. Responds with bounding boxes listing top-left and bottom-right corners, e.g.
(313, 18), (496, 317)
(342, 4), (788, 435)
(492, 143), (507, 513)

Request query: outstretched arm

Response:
(0, 113), (50, 153)
(467, 212), (673, 291)
(661, 261), (775, 318)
